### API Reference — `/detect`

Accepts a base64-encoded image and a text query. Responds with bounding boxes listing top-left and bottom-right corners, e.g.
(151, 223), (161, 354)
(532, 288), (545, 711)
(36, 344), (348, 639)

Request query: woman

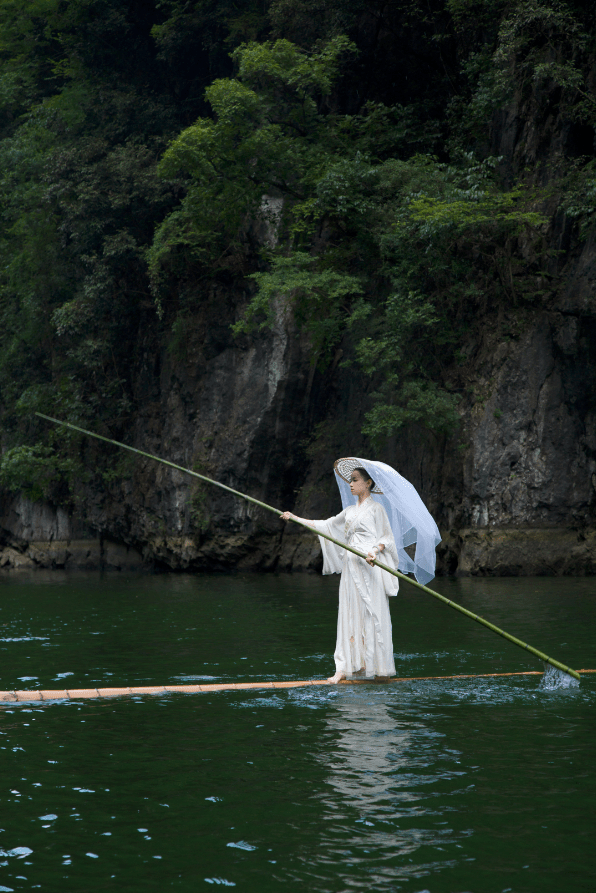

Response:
(281, 465), (400, 684)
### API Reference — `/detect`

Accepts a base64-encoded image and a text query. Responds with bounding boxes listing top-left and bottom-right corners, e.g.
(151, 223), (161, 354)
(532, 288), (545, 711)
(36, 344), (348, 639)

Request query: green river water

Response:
(0, 571), (594, 893)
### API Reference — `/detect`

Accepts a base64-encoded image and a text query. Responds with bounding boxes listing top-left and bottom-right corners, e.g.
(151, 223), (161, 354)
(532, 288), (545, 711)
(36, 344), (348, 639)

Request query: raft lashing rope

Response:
(33, 413), (582, 686)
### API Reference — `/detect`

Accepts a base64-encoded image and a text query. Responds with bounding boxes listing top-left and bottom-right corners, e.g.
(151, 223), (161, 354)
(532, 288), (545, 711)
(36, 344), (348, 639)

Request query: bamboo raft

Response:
(1, 670), (593, 702)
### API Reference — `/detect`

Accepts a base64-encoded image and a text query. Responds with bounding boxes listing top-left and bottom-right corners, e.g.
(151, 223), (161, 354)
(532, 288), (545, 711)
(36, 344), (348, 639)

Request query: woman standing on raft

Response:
(281, 457), (441, 685)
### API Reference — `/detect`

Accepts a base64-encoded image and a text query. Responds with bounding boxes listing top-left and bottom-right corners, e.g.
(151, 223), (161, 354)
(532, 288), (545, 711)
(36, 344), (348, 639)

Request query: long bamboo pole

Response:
(34, 412), (581, 681)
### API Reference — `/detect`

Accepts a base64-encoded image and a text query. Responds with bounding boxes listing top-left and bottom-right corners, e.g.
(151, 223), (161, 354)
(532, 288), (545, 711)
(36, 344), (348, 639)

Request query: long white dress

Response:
(311, 497), (399, 678)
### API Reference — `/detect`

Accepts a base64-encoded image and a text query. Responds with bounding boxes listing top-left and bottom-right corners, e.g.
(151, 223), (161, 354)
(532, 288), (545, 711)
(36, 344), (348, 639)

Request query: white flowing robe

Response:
(311, 497), (398, 678)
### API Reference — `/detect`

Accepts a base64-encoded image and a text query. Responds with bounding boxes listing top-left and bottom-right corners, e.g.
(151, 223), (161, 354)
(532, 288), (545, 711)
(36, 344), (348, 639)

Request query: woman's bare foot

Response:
(327, 671), (346, 684)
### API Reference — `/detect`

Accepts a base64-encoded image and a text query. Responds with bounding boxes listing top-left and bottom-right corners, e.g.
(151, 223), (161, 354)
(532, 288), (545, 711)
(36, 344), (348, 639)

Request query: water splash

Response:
(540, 663), (579, 690)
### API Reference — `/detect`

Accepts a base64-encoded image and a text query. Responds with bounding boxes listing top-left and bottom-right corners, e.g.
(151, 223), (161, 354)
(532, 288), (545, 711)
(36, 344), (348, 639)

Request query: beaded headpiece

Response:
(333, 457), (383, 493)
(332, 456), (441, 585)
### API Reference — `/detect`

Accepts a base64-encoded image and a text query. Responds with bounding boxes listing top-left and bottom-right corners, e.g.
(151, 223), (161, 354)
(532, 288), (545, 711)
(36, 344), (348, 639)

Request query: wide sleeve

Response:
(373, 502), (400, 597)
(309, 510), (347, 575)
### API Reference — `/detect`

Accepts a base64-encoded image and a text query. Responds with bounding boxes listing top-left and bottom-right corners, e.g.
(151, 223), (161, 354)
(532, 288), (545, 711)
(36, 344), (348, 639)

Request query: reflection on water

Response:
(318, 690), (470, 889)
(0, 572), (593, 892)
(325, 695), (414, 807)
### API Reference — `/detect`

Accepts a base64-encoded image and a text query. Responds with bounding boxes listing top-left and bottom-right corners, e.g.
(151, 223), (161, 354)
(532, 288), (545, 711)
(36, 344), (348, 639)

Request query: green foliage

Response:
(560, 160), (596, 237)
(148, 36), (357, 289)
(407, 180), (546, 234)
(150, 23), (563, 439)
(451, 0), (596, 149)
(0, 444), (79, 503)
(364, 381), (461, 440)
(0, 0), (287, 506)
(0, 0), (183, 500)
(0, 0), (594, 499)
(234, 252), (364, 363)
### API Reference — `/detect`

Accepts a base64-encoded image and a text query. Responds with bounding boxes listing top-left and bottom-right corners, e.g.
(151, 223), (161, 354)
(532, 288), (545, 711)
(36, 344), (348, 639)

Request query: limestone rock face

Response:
(462, 314), (595, 532)
(1, 295), (594, 576)
(0, 288), (327, 573)
(1, 495), (73, 543)
(0, 547), (35, 570)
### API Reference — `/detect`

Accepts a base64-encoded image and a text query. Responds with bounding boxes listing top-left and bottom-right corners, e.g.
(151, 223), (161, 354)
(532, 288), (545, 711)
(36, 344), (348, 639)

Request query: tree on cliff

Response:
(148, 35), (547, 442)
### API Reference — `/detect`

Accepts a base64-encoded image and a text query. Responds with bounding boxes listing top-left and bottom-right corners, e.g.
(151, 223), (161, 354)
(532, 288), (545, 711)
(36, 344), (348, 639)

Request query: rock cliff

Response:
(1, 282), (594, 575)
(1, 5), (595, 576)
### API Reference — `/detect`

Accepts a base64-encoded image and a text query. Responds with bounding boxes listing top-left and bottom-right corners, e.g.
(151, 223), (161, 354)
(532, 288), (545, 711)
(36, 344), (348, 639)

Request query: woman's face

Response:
(350, 470), (371, 498)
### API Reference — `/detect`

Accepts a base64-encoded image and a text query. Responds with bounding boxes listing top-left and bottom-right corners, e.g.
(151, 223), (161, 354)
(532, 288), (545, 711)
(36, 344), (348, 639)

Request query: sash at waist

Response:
(346, 535), (378, 553)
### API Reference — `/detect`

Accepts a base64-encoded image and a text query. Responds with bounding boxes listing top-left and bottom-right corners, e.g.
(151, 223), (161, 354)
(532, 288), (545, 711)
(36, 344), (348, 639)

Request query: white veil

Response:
(334, 458), (441, 585)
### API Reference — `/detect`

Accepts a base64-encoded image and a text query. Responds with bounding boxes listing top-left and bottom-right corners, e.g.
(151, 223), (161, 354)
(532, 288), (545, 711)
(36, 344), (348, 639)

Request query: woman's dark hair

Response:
(353, 467), (375, 490)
